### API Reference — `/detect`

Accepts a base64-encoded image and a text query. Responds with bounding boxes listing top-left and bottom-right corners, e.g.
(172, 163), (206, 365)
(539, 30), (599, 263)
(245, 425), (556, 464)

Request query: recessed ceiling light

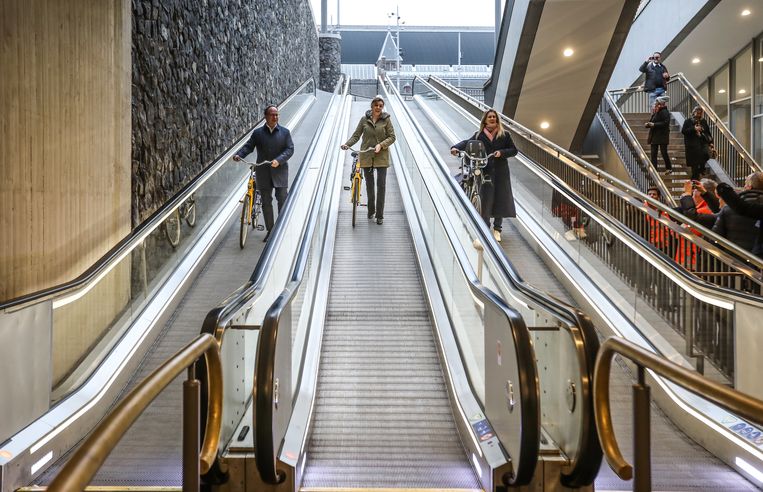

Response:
(540, 121), (550, 129)
(718, 89), (726, 94)
(741, 9), (751, 16)
(691, 57), (701, 64)
(739, 89), (747, 94)
(563, 48), (574, 57)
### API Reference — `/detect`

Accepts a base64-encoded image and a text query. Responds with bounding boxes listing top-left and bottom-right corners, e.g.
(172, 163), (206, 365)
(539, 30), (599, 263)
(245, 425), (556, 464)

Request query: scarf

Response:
(483, 126), (497, 141)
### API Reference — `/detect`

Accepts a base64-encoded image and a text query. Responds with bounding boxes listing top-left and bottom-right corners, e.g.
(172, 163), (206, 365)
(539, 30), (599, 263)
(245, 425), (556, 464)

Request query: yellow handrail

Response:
(47, 333), (223, 491)
(594, 337), (763, 484)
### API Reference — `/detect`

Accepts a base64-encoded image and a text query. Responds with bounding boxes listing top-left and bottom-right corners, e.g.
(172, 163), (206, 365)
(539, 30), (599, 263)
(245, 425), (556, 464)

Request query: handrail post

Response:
(183, 365), (200, 491)
(632, 366), (651, 492)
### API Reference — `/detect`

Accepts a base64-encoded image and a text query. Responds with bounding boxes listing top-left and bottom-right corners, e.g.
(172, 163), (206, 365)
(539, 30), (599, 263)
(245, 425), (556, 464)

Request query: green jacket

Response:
(344, 110), (396, 168)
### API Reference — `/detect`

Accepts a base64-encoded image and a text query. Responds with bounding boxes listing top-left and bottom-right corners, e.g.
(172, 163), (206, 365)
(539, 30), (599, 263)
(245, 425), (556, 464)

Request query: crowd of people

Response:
(640, 51), (762, 258)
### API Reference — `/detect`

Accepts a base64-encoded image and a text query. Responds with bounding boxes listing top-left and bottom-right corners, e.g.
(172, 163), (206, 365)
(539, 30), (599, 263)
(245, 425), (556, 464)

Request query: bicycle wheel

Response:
(240, 194), (251, 249)
(252, 191), (263, 230)
(351, 176), (360, 228)
(470, 189), (482, 216)
(185, 195), (196, 227)
(165, 209), (181, 248)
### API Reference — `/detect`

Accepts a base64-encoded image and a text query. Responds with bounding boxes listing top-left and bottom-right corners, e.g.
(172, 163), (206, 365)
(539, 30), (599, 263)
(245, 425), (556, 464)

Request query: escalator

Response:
(3, 79), (338, 491)
(412, 75), (763, 490)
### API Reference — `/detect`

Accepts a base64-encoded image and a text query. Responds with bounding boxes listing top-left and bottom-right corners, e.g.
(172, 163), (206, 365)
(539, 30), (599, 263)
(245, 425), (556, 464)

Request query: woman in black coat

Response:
(450, 109), (518, 242)
(645, 96), (672, 173)
(682, 106), (714, 180)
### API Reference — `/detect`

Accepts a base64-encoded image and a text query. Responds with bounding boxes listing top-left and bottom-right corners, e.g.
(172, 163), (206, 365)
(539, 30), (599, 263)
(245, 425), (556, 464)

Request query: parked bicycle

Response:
(342, 147), (374, 227)
(454, 141), (497, 216)
(238, 159), (270, 248)
(164, 193), (196, 248)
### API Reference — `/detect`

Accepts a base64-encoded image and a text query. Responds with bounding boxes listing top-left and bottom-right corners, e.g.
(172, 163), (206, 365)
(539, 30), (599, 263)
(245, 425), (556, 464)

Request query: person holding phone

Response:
(639, 51), (670, 109)
(681, 106), (714, 180)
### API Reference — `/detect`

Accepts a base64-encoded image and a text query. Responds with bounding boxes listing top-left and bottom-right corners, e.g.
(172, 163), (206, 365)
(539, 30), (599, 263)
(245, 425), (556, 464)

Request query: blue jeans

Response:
(648, 87), (666, 109)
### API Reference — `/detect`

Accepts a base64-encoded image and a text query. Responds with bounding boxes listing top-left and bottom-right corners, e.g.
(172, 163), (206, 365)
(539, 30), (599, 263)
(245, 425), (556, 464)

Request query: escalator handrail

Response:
(599, 90), (676, 206)
(0, 77), (317, 311)
(196, 77), (346, 479)
(46, 333), (223, 491)
(252, 80), (349, 485)
(425, 76), (763, 288)
(382, 77), (541, 486)
(610, 72), (761, 175)
(594, 336), (763, 480)
(407, 76), (602, 486)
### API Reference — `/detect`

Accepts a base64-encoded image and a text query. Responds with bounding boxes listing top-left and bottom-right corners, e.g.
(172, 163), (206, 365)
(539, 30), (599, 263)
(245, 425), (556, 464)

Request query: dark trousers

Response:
(257, 178), (288, 232)
(480, 182), (503, 231)
(364, 167), (387, 219)
(651, 144), (672, 170)
(689, 162), (705, 180)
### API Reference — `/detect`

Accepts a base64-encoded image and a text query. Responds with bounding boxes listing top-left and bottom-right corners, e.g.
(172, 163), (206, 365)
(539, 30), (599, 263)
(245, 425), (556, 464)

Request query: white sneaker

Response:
(492, 229), (502, 242)
(564, 229), (578, 241)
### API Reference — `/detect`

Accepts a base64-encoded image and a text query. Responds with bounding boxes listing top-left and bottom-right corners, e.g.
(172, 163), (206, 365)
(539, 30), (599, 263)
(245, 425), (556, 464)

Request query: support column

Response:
(319, 33), (342, 92)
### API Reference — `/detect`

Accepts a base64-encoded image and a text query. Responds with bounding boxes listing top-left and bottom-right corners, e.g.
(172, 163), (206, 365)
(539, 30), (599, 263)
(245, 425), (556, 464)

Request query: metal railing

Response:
(610, 73), (761, 187)
(596, 91), (675, 205)
(423, 75), (763, 382)
(594, 336), (763, 491)
(46, 334), (223, 491)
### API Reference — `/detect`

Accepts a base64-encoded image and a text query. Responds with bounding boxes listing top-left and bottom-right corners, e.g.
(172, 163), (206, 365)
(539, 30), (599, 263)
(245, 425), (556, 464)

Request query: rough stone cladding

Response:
(132, 0), (319, 224)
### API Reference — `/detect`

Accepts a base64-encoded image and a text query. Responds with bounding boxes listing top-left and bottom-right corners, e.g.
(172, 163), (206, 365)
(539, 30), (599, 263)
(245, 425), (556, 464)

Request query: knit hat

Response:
(655, 95), (670, 104)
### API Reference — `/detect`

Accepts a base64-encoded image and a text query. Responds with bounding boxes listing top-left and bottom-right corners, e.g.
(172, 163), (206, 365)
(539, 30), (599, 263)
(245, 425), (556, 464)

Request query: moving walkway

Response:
(410, 75), (763, 489)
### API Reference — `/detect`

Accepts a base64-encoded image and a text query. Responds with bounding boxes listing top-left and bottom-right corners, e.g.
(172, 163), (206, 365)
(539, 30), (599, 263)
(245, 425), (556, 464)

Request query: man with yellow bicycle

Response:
(233, 105), (294, 242)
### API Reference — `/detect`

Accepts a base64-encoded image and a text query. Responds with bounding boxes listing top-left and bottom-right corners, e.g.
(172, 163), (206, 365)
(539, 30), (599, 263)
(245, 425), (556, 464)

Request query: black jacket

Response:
(453, 130), (518, 218)
(235, 124), (295, 188)
(681, 118), (713, 168)
(639, 61), (668, 92)
(676, 195), (717, 229)
(716, 183), (763, 256)
(713, 190), (763, 254)
(647, 107), (671, 146)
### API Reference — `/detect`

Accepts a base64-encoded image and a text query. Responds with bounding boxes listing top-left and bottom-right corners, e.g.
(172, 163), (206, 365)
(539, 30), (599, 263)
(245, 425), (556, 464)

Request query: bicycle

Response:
(342, 147), (374, 227)
(238, 159), (270, 248)
(164, 193), (197, 248)
(454, 141), (497, 216)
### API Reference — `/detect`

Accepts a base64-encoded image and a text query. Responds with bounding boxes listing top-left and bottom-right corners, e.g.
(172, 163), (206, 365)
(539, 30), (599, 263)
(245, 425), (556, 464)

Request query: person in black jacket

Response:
(681, 106), (714, 180)
(645, 95), (673, 174)
(639, 52), (669, 109)
(233, 105), (295, 241)
(450, 109), (518, 242)
(714, 173), (763, 256)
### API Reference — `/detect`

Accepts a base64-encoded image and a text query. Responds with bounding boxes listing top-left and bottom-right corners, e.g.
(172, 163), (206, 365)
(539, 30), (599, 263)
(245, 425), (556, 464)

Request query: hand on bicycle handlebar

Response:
(374, 144), (381, 154)
(271, 159), (280, 168)
(233, 155), (242, 162)
(341, 144), (349, 150)
(450, 147), (458, 156)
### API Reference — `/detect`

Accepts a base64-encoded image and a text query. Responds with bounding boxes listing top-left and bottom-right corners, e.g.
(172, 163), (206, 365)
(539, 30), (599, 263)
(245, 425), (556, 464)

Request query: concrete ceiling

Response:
(663, 0), (761, 89)
(512, 0), (635, 149)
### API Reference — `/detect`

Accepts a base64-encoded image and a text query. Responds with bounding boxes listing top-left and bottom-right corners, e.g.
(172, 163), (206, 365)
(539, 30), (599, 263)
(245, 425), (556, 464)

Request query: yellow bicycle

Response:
(239, 159), (269, 248)
(342, 148), (374, 227)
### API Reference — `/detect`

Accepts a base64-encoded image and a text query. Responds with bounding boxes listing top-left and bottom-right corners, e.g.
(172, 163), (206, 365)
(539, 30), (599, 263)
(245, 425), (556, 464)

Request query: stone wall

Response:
(319, 33), (342, 92)
(132, 0), (319, 225)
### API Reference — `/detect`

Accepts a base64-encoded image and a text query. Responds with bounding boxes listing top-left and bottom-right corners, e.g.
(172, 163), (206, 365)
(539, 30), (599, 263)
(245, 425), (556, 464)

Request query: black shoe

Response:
(376, 217), (383, 225)
(367, 212), (375, 220)
(263, 231), (270, 243)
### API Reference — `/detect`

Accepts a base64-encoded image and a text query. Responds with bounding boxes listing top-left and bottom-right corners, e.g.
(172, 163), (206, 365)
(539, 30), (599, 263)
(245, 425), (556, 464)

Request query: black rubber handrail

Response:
(380, 78), (542, 486)
(253, 82), (349, 484)
(0, 78), (317, 311)
(197, 75), (346, 483)
(409, 75), (602, 486)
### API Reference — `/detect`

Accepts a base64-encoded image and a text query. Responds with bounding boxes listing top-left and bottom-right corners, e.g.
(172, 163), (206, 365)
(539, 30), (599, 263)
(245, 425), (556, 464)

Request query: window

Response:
(712, 65), (729, 123)
(697, 81), (710, 105)
(732, 45), (752, 102)
(731, 99), (751, 150)
(756, 37), (763, 116)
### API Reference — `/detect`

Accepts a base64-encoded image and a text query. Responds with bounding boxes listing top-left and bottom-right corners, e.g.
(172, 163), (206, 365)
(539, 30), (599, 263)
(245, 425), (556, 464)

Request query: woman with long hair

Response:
(450, 109), (518, 242)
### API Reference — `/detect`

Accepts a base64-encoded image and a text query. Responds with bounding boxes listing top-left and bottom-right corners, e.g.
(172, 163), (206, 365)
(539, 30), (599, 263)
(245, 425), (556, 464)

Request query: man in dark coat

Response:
(645, 95), (673, 174)
(713, 173), (763, 255)
(639, 52), (669, 109)
(681, 106), (714, 181)
(233, 105), (294, 241)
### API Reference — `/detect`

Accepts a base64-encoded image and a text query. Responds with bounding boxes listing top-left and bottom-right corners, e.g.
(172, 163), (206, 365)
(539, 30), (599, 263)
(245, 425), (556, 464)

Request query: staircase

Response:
(623, 112), (689, 201)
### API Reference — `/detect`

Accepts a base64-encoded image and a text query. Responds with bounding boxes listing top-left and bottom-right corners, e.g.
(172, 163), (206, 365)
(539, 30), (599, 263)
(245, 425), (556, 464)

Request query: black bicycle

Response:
(454, 140), (496, 216)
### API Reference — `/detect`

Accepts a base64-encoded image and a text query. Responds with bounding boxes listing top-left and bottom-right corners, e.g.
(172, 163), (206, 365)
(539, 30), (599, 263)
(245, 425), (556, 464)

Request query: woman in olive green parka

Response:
(341, 96), (396, 224)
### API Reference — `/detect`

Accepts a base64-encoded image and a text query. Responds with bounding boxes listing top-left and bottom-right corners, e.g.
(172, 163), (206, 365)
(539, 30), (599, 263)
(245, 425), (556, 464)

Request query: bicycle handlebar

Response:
(240, 158), (273, 169)
(454, 150), (498, 162)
